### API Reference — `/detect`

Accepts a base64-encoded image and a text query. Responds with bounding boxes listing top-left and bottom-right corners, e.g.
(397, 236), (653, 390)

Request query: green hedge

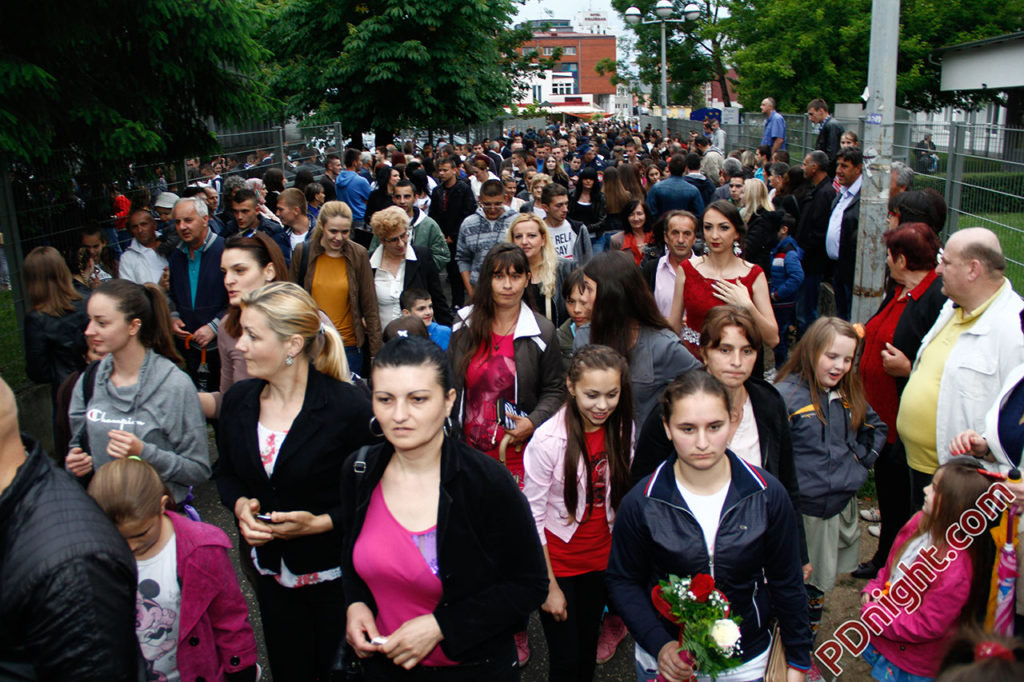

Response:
(916, 172), (1024, 214)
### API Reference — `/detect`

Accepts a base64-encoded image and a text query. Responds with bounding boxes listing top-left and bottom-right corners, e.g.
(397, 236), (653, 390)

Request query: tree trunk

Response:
(711, 42), (731, 108)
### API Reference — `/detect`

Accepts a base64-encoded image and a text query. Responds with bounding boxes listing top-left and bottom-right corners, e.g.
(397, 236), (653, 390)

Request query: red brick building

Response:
(520, 27), (617, 103)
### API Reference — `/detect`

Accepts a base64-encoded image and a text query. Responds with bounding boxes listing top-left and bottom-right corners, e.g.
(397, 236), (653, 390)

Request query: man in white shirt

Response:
(644, 210), (698, 320)
(275, 188), (312, 253)
(539, 183), (592, 264)
(120, 209), (169, 288)
(825, 147), (863, 320)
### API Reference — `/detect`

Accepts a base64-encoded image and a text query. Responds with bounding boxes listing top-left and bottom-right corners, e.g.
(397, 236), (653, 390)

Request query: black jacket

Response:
(829, 190), (861, 288)
(744, 208), (784, 277)
(682, 173), (716, 206)
(23, 297), (89, 390)
(215, 366), (376, 574)
(816, 118), (845, 174)
(0, 436), (142, 681)
(371, 245), (452, 327)
(341, 438), (547, 664)
(631, 377), (808, 563)
(795, 177), (837, 275)
(607, 450), (812, 671)
(871, 272), (946, 395)
(429, 180), (477, 240)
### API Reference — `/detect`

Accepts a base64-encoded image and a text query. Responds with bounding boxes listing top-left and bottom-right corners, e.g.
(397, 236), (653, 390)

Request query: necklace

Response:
(492, 314), (519, 350)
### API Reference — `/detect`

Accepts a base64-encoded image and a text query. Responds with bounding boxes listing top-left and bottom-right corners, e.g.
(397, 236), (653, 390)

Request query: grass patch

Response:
(0, 290), (29, 392)
(963, 212), (1024, 292)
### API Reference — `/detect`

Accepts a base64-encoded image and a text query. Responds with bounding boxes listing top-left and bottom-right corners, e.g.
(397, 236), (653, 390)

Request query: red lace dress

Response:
(679, 258), (764, 356)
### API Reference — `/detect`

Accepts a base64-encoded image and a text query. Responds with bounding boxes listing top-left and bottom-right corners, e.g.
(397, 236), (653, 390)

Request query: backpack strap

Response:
(352, 445), (371, 479)
(76, 360), (101, 458)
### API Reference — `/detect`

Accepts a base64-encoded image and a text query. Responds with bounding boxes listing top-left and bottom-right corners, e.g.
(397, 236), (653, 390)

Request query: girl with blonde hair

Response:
(740, 178), (784, 274)
(507, 213), (574, 326)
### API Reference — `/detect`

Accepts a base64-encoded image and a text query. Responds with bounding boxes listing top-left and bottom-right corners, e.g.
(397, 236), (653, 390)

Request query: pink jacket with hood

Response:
(860, 512), (973, 677)
(167, 511), (258, 681)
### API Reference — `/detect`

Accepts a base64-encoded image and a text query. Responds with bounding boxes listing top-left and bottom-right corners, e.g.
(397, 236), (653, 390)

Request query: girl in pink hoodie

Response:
(90, 458), (258, 682)
(860, 458), (997, 680)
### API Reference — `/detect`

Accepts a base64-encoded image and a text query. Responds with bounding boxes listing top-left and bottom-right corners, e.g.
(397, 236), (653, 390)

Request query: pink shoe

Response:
(596, 613), (627, 664)
(514, 630), (530, 666)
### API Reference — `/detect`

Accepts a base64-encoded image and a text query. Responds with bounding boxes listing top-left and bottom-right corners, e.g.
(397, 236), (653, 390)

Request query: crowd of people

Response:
(7, 109), (1024, 682)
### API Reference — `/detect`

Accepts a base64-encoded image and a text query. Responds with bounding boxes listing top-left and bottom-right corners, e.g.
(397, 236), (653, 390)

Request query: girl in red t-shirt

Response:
(523, 344), (635, 681)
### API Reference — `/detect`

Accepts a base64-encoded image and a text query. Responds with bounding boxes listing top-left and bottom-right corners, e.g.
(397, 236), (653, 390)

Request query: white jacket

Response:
(912, 280), (1024, 467)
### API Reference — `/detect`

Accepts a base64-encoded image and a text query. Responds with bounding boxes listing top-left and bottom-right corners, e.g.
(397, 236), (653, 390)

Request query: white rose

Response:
(710, 619), (742, 650)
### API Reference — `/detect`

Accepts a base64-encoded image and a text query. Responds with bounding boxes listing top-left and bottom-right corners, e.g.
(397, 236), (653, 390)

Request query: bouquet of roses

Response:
(651, 573), (744, 681)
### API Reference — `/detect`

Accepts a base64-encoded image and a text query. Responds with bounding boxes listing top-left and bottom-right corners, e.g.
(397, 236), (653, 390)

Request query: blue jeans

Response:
(795, 271), (822, 337)
(345, 345), (364, 378)
(772, 303), (796, 367)
(591, 232), (611, 254)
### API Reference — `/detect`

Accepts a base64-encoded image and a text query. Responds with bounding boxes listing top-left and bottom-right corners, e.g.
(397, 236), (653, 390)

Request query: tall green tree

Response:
(611, 0), (733, 108)
(0, 0), (269, 169)
(266, 0), (544, 147)
(722, 0), (1024, 112)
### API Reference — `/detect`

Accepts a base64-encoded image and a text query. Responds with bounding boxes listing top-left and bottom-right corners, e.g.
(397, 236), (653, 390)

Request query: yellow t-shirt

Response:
(898, 282), (1006, 474)
(311, 254), (356, 346)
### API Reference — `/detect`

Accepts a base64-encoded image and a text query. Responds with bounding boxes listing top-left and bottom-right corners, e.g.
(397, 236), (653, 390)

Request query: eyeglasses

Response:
(382, 230), (411, 245)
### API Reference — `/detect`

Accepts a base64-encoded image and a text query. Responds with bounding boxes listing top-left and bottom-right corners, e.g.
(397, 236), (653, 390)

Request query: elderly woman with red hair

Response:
(854, 222), (946, 580)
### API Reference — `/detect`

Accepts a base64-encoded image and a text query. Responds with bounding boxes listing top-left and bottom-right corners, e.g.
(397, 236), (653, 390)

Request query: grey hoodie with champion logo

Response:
(69, 349), (211, 502)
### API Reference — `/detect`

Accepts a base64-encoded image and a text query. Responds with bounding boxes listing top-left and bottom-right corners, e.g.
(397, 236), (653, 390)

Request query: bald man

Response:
(0, 378), (142, 680)
(897, 228), (1024, 506)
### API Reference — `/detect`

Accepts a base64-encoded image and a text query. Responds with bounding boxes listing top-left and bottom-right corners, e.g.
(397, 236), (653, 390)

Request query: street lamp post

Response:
(625, 1), (700, 136)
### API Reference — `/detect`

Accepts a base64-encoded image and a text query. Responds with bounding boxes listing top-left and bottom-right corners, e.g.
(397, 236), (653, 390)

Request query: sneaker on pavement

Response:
(868, 524), (881, 537)
(596, 613), (627, 664)
(851, 560), (880, 580)
(859, 508), (881, 522)
(514, 631), (530, 667)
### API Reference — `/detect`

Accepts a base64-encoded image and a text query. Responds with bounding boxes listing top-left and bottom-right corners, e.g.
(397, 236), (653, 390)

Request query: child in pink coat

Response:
(90, 458), (258, 681)
(860, 459), (997, 680)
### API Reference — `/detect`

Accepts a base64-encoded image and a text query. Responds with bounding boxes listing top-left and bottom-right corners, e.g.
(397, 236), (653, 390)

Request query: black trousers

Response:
(255, 574), (346, 681)
(445, 241), (466, 307)
(362, 643), (519, 681)
(870, 440), (916, 568)
(538, 571), (607, 682)
(176, 339), (222, 392)
(909, 467), (933, 512)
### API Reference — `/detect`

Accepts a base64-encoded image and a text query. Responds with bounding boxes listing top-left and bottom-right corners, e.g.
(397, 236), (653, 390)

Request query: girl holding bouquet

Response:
(606, 370), (811, 681)
(523, 345), (635, 681)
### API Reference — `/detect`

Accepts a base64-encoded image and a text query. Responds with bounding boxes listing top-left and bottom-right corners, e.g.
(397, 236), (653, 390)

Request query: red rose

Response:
(652, 585), (675, 620)
(690, 574), (715, 602)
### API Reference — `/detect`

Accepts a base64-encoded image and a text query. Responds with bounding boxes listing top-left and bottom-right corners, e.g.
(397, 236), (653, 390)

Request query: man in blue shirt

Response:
(335, 148), (372, 246)
(646, 154), (705, 220)
(760, 97), (787, 154)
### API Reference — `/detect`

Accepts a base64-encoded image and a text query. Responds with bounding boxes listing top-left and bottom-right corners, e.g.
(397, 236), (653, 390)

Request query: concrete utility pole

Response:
(852, 0), (900, 323)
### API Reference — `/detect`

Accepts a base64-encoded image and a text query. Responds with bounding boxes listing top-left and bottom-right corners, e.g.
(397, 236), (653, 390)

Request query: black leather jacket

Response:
(0, 436), (142, 681)
(23, 298), (89, 390)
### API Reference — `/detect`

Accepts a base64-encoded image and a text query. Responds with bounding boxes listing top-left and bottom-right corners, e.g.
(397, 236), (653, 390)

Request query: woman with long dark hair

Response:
(523, 345), (634, 681)
(667, 200), (779, 356)
(609, 199), (654, 266)
(575, 251), (699, 429)
(569, 167), (607, 250)
(67, 279), (210, 503)
(601, 167), (631, 236)
(365, 165), (401, 226)
(448, 242), (564, 485)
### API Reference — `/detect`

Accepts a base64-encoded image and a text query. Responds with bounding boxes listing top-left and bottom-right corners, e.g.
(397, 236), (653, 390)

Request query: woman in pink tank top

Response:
(342, 336), (548, 680)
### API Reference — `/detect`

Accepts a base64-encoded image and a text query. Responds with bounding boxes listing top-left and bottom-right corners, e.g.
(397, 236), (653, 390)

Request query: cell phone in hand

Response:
(255, 513), (274, 522)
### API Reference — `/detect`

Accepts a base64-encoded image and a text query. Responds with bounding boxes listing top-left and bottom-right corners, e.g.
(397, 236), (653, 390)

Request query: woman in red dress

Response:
(667, 200), (779, 357)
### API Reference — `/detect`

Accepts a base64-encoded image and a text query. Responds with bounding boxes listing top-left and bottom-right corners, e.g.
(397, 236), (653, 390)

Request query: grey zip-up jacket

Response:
(775, 374), (886, 518)
(69, 350), (211, 502)
(455, 206), (519, 286)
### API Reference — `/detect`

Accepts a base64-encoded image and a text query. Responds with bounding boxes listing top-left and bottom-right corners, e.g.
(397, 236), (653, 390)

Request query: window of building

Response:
(564, 62), (578, 72)
(552, 82), (574, 95)
(543, 47), (554, 56)
(564, 46), (576, 55)
(532, 85), (543, 103)
(524, 47), (538, 56)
